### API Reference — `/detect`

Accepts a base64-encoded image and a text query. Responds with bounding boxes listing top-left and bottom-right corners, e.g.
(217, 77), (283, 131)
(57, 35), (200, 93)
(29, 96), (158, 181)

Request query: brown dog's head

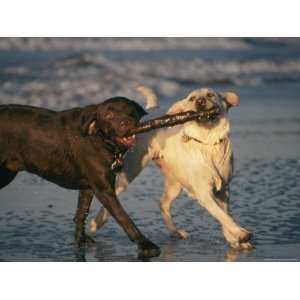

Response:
(167, 88), (240, 144)
(81, 97), (147, 148)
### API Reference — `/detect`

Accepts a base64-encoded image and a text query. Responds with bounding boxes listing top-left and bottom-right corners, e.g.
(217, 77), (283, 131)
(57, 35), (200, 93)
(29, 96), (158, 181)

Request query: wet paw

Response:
(230, 227), (252, 244)
(237, 229), (252, 243)
(240, 242), (253, 250)
(224, 227), (252, 250)
(230, 241), (253, 251)
(138, 238), (161, 258)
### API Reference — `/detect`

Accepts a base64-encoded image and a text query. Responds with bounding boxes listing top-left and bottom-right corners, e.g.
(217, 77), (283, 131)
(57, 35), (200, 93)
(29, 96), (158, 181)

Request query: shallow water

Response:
(0, 38), (300, 261)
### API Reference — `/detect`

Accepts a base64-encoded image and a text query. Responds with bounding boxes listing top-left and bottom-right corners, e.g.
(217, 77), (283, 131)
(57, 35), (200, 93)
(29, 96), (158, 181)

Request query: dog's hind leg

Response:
(215, 188), (252, 250)
(90, 206), (110, 234)
(0, 165), (17, 190)
(159, 176), (188, 239)
(89, 171), (129, 234)
(90, 146), (153, 234)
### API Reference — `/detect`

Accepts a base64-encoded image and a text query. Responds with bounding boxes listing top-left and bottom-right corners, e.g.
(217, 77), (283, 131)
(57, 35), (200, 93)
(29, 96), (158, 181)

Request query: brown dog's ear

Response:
(222, 91), (240, 108)
(87, 120), (98, 135)
(167, 99), (186, 114)
(81, 111), (98, 136)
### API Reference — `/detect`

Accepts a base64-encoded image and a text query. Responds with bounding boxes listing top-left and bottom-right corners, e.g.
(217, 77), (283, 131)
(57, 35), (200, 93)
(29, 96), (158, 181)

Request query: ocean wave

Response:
(1, 38), (300, 108)
(0, 37), (249, 51)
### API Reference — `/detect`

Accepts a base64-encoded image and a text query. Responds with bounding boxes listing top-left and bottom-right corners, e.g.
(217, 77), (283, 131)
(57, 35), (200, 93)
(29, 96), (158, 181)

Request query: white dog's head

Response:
(167, 88), (240, 145)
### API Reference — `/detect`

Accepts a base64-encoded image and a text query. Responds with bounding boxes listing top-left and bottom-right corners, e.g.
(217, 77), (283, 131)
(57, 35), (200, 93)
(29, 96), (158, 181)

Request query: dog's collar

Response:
(95, 129), (125, 173)
(182, 133), (224, 146)
(109, 143), (125, 173)
(111, 152), (124, 173)
(101, 139), (125, 173)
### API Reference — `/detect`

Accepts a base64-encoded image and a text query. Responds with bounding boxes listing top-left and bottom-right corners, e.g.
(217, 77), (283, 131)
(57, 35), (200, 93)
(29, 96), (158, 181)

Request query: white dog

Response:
(90, 87), (252, 250)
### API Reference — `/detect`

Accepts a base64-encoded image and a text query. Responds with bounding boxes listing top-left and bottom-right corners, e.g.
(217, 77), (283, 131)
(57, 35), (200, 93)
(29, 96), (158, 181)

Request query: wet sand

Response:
(0, 38), (300, 261)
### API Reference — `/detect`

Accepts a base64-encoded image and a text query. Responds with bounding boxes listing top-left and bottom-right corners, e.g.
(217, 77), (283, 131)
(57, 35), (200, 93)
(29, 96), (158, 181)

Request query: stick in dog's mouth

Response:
(126, 106), (220, 136)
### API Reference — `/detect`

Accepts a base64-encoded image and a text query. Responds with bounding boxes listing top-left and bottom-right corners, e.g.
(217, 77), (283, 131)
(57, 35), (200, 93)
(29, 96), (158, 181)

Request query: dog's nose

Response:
(197, 97), (206, 106)
(120, 120), (129, 127)
(120, 118), (135, 131)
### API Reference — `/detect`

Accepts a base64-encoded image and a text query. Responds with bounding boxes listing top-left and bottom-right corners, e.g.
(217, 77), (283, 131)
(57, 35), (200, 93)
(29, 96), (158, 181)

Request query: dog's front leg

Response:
(74, 189), (95, 246)
(196, 190), (252, 244)
(93, 182), (160, 258)
(215, 188), (252, 250)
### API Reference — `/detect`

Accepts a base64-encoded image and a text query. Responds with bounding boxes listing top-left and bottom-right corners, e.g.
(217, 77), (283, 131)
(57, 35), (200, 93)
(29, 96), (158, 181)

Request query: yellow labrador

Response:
(90, 87), (252, 250)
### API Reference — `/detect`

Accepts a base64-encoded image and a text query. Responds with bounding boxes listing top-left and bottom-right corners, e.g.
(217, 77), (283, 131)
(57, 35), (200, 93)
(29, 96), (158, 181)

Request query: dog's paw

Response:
(239, 242), (253, 250)
(89, 218), (97, 235)
(235, 228), (252, 243)
(138, 238), (161, 259)
(230, 241), (253, 251)
(174, 229), (189, 240)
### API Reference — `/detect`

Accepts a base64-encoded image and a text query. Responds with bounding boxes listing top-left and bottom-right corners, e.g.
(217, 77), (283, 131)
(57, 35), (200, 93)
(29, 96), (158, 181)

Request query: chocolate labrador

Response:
(0, 97), (218, 258)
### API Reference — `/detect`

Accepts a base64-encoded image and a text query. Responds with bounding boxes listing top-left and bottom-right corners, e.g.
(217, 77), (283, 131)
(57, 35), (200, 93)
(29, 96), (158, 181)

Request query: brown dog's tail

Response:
(136, 85), (159, 109)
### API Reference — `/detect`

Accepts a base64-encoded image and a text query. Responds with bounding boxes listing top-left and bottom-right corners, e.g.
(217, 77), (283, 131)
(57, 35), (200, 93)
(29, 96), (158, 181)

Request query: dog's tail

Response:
(136, 85), (159, 109)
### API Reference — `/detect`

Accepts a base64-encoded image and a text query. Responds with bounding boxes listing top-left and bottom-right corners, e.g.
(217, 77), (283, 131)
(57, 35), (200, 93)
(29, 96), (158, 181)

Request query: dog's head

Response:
(81, 97), (147, 148)
(167, 88), (240, 144)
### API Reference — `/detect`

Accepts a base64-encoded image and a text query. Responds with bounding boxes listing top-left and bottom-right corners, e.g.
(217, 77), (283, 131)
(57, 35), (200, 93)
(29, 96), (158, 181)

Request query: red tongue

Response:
(124, 135), (136, 145)
(116, 135), (136, 146)
(126, 136), (136, 144)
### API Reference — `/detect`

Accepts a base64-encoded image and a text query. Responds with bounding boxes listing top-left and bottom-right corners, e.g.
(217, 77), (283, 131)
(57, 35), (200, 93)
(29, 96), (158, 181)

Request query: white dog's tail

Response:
(136, 85), (159, 109)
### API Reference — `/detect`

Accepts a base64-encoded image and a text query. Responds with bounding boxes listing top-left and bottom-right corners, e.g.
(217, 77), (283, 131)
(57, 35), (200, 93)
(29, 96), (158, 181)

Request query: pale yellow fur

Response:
(90, 87), (252, 250)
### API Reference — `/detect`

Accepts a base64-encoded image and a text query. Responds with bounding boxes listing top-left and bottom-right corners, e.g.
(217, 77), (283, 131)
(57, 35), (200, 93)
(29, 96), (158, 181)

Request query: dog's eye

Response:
(189, 96), (196, 102)
(207, 92), (214, 98)
(120, 120), (129, 128)
(105, 110), (114, 119)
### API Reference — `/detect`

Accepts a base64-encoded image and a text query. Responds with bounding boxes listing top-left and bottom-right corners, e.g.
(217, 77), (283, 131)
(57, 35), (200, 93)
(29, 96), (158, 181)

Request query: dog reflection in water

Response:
(74, 241), (248, 262)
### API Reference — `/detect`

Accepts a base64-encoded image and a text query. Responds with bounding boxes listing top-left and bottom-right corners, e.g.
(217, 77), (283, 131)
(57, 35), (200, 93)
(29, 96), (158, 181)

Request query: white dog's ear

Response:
(167, 99), (186, 114)
(222, 91), (240, 108)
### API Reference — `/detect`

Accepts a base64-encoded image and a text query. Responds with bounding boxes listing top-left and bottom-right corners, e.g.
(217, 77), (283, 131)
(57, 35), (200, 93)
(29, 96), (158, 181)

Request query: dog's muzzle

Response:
(195, 97), (220, 122)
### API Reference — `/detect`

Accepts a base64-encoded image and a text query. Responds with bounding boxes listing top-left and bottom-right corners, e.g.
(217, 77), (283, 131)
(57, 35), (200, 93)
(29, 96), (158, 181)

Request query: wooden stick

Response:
(128, 107), (220, 136)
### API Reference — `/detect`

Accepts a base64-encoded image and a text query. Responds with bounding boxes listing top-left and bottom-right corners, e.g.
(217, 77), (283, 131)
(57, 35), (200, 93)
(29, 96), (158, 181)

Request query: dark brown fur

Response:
(0, 97), (160, 258)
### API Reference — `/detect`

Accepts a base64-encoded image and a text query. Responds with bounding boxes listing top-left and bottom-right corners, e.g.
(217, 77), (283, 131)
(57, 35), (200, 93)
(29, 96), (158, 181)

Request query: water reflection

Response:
(73, 239), (254, 262)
